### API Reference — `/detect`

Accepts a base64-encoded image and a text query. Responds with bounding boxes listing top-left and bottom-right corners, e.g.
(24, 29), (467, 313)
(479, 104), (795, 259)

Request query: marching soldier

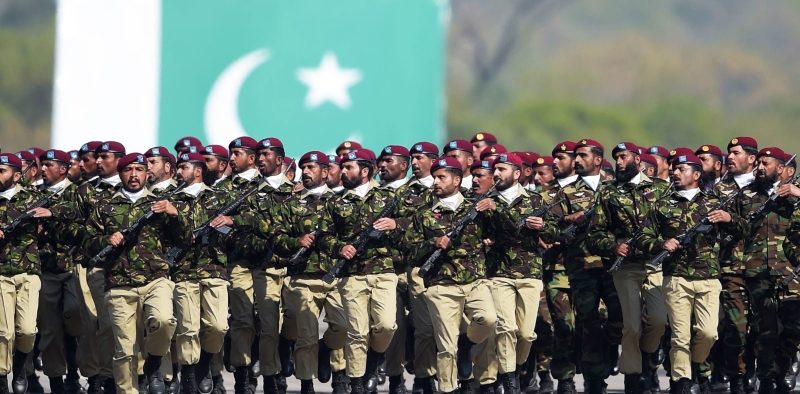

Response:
(645, 146), (671, 184)
(695, 145), (725, 187)
(588, 142), (669, 393)
(84, 153), (188, 394)
(199, 145), (230, 187)
(638, 153), (746, 393)
(443, 140), (475, 190)
(67, 151), (81, 184)
(144, 147), (178, 196)
(470, 132), (498, 163)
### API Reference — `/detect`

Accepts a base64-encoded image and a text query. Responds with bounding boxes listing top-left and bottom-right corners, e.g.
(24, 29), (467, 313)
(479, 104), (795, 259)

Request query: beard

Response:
(342, 174), (362, 189)
(615, 163), (638, 183)
(753, 171), (777, 190)
(699, 170), (717, 188)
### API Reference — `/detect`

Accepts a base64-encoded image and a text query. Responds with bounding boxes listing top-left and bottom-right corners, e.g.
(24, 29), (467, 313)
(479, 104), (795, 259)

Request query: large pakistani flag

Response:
(52, 0), (447, 156)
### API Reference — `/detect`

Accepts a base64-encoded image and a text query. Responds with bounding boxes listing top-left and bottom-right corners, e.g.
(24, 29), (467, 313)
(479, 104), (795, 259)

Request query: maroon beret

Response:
(431, 156), (463, 174)
(228, 136), (259, 151)
(174, 136), (203, 152)
(28, 147), (45, 159)
(673, 153), (702, 168)
(443, 139), (473, 154)
(15, 151), (36, 162)
(68, 150), (79, 161)
(283, 156), (296, 170)
(470, 158), (495, 172)
(0, 153), (23, 169)
(336, 141), (362, 152)
(576, 139), (605, 153)
(379, 145), (411, 159)
(757, 147), (793, 163)
(299, 151), (330, 167)
(533, 156), (555, 167)
(97, 141), (126, 154)
(612, 142), (640, 157)
(727, 137), (758, 152)
(669, 147), (694, 162)
(327, 154), (340, 166)
(470, 131), (497, 144)
(258, 137), (284, 150)
(479, 144), (507, 160)
(494, 152), (523, 168)
(695, 144), (724, 159)
(201, 145), (229, 160)
(340, 149), (375, 165)
(117, 152), (147, 171)
(145, 146), (176, 164)
(552, 141), (577, 156)
(516, 151), (540, 167)
(601, 159), (614, 171)
(79, 141), (102, 157)
(177, 152), (205, 165)
(40, 149), (71, 165)
(647, 146), (669, 159)
(640, 153), (658, 167)
(410, 142), (439, 156)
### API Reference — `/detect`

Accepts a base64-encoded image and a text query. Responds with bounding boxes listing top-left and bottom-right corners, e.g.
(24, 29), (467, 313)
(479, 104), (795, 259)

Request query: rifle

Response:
(608, 182), (675, 273)
(1, 186), (68, 235)
(649, 187), (740, 269)
(418, 180), (501, 283)
(560, 199), (598, 243)
(516, 193), (566, 230)
(781, 265), (800, 288)
(88, 182), (186, 267)
(287, 226), (322, 267)
(322, 195), (399, 284)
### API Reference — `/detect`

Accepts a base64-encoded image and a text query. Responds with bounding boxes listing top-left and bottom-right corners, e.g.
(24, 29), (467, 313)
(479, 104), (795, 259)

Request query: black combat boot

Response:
(317, 339), (332, 383)
(759, 379), (775, 394)
(232, 367), (249, 394)
(457, 335), (474, 381)
(278, 336), (295, 378)
(556, 378), (576, 394)
(499, 373), (520, 394)
(300, 380), (315, 394)
(210, 375), (225, 394)
(389, 375), (407, 394)
(49, 376), (65, 394)
(181, 365), (197, 394)
(196, 351), (214, 394)
(350, 377), (366, 394)
(262, 375), (278, 394)
(586, 379), (607, 394)
(144, 355), (166, 394)
(624, 374), (641, 394)
(331, 370), (349, 394)
(538, 371), (554, 394)
(0, 376), (9, 394)
(364, 349), (385, 393)
(729, 374), (746, 394)
(11, 352), (28, 394)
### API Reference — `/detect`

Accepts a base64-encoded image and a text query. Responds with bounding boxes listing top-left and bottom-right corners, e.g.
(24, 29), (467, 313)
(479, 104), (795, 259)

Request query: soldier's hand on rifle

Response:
(210, 215), (233, 228)
(777, 183), (800, 198)
(29, 207), (52, 218)
(152, 200), (178, 216)
(108, 231), (125, 247)
(434, 235), (451, 250)
(298, 233), (316, 248)
(662, 238), (681, 253)
(372, 218), (397, 231)
(340, 244), (357, 260)
(615, 242), (630, 257)
(475, 198), (497, 212)
(707, 210), (731, 224)
(564, 211), (585, 224)
(0, 230), (5, 240)
(524, 216), (544, 230)
(483, 238), (494, 246)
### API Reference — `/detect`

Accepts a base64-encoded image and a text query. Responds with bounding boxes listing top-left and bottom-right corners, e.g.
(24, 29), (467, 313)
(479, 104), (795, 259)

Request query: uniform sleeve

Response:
(638, 204), (665, 255)
(271, 206), (300, 258)
(403, 210), (440, 264)
(317, 198), (346, 259)
(586, 193), (618, 257)
(82, 204), (108, 256)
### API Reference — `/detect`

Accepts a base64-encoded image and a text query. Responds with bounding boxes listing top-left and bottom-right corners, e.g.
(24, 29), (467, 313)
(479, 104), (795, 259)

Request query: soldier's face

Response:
(0, 166), (21, 192)
(67, 159), (81, 182)
(378, 155), (408, 183)
(671, 164), (701, 189)
(177, 162), (202, 184)
(755, 157), (782, 184)
(697, 154), (722, 175)
(641, 163), (656, 178)
(96, 152), (119, 177)
(553, 153), (575, 179)
(341, 161), (368, 189)
(301, 162), (328, 189)
(257, 149), (282, 177)
(21, 160), (38, 183)
(533, 165), (554, 186)
(653, 155), (669, 176)
(614, 151), (639, 182)
(41, 160), (67, 186)
(229, 148), (255, 174)
(203, 155), (226, 176)
(326, 164), (342, 188)
(120, 164), (148, 192)
(471, 169), (493, 195)
(445, 150), (473, 172)
(574, 147), (601, 176)
(411, 153), (433, 179)
(472, 141), (489, 161)
(146, 157), (170, 184)
(782, 166), (796, 182)
(727, 146), (756, 175)
(432, 169), (461, 198)
(80, 153), (98, 178)
(493, 163), (520, 191)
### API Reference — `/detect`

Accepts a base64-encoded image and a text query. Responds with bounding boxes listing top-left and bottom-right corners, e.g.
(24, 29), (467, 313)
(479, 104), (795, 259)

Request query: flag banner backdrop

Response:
(52, 0), (447, 156)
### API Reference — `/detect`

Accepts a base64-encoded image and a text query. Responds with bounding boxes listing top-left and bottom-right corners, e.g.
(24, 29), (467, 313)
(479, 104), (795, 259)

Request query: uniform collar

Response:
(213, 175), (227, 186)
(47, 178), (70, 193)
(119, 187), (151, 203)
(733, 172), (755, 189)
(676, 187), (701, 202)
(265, 173), (292, 190)
(233, 168), (259, 182)
(0, 184), (21, 201)
(382, 177), (409, 190)
(99, 174), (121, 187)
(557, 174), (579, 188)
(581, 174), (601, 191)
(433, 192), (465, 212)
(498, 183), (525, 205)
(181, 182), (208, 197)
(461, 174), (473, 189)
(412, 175), (434, 188)
(151, 178), (175, 192)
(344, 181), (374, 200)
(301, 184), (331, 198)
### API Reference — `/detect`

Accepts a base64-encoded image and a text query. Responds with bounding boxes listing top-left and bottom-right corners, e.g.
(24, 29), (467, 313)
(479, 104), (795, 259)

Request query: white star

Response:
(297, 52), (362, 110)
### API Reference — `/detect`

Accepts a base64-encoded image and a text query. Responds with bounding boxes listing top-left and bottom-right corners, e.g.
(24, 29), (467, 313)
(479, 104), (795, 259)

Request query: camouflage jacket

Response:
(784, 203), (800, 269)
(639, 189), (747, 280)
(405, 192), (491, 285)
(587, 174), (669, 268)
(318, 183), (404, 276)
(384, 178), (433, 271)
(37, 180), (85, 273)
(485, 184), (558, 279)
(558, 177), (606, 275)
(84, 189), (191, 289)
(538, 182), (569, 271)
(149, 179), (180, 197)
(214, 171), (263, 264)
(170, 183), (231, 282)
(272, 186), (335, 276)
(231, 175), (296, 269)
(0, 185), (41, 276)
(74, 176), (121, 265)
(738, 183), (797, 278)
(715, 176), (749, 275)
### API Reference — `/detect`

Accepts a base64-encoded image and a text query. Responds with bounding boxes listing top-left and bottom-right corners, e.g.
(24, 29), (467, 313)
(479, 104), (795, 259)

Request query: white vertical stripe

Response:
(51, 0), (161, 152)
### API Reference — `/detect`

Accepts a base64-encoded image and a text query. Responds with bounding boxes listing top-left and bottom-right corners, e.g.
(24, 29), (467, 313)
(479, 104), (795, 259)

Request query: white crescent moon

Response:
(204, 48), (271, 144)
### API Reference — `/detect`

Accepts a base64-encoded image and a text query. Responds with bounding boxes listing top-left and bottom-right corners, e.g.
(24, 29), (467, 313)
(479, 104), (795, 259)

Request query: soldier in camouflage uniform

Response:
(638, 153), (747, 393)
(559, 139), (623, 394)
(485, 153), (559, 394)
(84, 153), (189, 394)
(781, 170), (800, 393)
(316, 149), (402, 394)
(270, 151), (348, 394)
(27, 149), (85, 394)
(734, 147), (798, 392)
(199, 145), (230, 188)
(0, 153), (45, 394)
(167, 152), (232, 394)
(470, 132), (498, 163)
(444, 140), (475, 191)
(145, 147), (179, 196)
(588, 142), (670, 394)
(404, 156), (499, 394)
(67, 151), (81, 184)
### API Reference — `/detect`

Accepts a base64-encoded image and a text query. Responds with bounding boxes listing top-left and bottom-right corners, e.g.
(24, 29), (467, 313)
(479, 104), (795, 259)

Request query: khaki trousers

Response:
(227, 262), (255, 368)
(425, 279), (498, 392)
(491, 277), (543, 373)
(282, 276), (347, 379)
(174, 278), (229, 365)
(663, 276), (721, 381)
(612, 269), (668, 374)
(106, 277), (177, 394)
(338, 273), (398, 378)
(37, 271), (82, 377)
(408, 267), (438, 378)
(0, 273), (40, 375)
(87, 267), (114, 378)
(75, 265), (102, 377)
(384, 271), (409, 377)
(253, 267), (285, 377)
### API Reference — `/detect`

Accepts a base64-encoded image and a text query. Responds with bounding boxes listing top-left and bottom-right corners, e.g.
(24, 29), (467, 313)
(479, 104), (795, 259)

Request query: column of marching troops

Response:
(1, 131), (800, 394)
